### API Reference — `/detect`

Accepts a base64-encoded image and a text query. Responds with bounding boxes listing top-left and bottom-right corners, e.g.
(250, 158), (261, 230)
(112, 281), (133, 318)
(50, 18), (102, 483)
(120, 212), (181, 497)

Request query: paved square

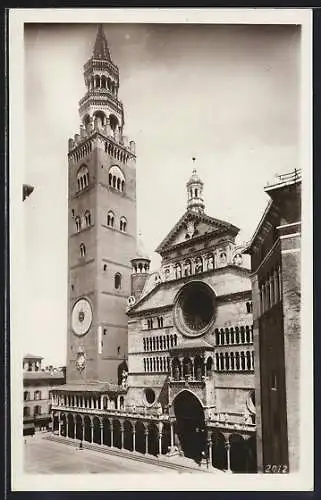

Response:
(24, 434), (181, 474)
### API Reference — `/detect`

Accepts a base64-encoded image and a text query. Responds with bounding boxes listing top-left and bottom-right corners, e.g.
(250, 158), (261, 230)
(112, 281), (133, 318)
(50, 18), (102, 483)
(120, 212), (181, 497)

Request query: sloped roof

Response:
(155, 210), (239, 255)
(171, 338), (215, 351)
(50, 382), (124, 393)
(93, 24), (112, 61)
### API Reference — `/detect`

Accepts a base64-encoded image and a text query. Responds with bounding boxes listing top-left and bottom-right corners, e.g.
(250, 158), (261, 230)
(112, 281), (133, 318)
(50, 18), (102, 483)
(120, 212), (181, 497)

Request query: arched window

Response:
(77, 165), (89, 192)
(80, 243), (86, 258)
(175, 263), (182, 279)
(108, 165), (125, 192)
(194, 257), (203, 274)
(34, 405), (41, 416)
(24, 391), (30, 401)
(114, 273), (122, 289)
(120, 216), (127, 232)
(109, 114), (119, 132)
(215, 353), (219, 371)
(75, 216), (81, 233)
(95, 75), (100, 88)
(107, 210), (114, 227)
(84, 210), (91, 227)
(34, 390), (41, 401)
(245, 326), (251, 343)
(241, 352), (246, 370)
(101, 75), (106, 89)
(246, 351), (252, 370)
(184, 259), (192, 277)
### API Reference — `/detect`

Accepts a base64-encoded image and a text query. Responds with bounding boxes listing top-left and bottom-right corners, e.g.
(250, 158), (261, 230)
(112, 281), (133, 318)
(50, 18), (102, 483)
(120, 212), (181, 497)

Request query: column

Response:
(191, 358), (195, 380)
(58, 415), (61, 436)
(66, 417), (69, 437)
(243, 435), (250, 473)
(225, 437), (231, 473)
(158, 433), (163, 456)
(120, 422), (124, 449)
(207, 431), (213, 467)
(145, 428), (149, 454)
(269, 276), (274, 306)
(100, 422), (104, 445)
(132, 426), (136, 452)
(110, 422), (114, 447)
(170, 420), (174, 450)
(90, 422), (94, 443)
(278, 266), (282, 299)
(81, 421), (85, 442)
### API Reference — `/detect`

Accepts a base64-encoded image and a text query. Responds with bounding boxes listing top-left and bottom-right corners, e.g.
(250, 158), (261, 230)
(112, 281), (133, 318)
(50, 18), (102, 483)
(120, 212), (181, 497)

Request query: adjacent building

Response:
(51, 24), (257, 473)
(246, 169), (301, 473)
(23, 354), (65, 435)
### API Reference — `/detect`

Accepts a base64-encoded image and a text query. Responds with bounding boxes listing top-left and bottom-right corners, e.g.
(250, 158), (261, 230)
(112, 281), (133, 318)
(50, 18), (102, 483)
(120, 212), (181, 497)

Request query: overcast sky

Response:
(23, 22), (300, 366)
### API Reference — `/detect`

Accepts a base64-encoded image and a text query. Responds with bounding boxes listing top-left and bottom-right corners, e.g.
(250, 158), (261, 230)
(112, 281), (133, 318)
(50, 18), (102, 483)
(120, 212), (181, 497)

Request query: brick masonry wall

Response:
(67, 136), (137, 385)
(280, 232), (301, 472)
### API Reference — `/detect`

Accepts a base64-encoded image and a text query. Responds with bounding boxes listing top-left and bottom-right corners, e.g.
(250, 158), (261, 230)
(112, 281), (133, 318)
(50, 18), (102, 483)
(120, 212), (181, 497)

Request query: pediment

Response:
(155, 210), (239, 255)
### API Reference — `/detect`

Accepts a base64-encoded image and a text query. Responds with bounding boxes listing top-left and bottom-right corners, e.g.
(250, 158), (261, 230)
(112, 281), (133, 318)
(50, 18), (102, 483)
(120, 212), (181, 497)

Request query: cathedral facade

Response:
(51, 25), (257, 472)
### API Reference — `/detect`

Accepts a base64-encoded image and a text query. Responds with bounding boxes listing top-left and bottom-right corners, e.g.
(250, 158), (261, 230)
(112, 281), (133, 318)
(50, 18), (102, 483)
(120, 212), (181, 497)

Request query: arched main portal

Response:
(173, 390), (206, 463)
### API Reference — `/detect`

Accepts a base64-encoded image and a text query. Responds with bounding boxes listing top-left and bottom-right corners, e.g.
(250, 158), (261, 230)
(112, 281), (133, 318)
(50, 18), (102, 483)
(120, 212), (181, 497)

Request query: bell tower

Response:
(66, 24), (137, 386)
(186, 160), (205, 213)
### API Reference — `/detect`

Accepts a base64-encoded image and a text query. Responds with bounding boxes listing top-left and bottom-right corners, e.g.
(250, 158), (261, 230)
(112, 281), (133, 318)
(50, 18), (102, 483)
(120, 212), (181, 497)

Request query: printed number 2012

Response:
(265, 464), (288, 473)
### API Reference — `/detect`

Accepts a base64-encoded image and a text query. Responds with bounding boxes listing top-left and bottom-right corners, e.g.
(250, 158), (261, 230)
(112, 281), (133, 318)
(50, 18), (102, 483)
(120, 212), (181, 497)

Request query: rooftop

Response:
(24, 354), (43, 361)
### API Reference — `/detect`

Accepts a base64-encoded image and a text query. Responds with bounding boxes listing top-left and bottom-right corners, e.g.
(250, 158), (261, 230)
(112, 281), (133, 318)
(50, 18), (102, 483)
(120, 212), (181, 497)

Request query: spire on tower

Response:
(93, 23), (112, 61)
(186, 158), (205, 213)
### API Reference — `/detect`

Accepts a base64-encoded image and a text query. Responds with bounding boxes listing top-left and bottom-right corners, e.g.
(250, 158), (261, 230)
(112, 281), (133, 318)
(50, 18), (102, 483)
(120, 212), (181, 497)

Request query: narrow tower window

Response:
(107, 210), (114, 227)
(84, 210), (92, 227)
(80, 243), (86, 258)
(120, 216), (127, 232)
(76, 165), (89, 192)
(75, 216), (81, 232)
(108, 165), (125, 192)
(114, 273), (122, 289)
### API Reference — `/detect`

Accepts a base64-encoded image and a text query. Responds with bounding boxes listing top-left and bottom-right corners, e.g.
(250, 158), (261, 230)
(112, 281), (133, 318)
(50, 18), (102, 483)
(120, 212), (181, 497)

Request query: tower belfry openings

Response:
(186, 158), (205, 213)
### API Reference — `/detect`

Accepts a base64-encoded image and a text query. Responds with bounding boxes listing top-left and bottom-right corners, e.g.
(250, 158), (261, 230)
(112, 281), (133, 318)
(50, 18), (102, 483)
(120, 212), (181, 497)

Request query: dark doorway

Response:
(173, 390), (206, 463)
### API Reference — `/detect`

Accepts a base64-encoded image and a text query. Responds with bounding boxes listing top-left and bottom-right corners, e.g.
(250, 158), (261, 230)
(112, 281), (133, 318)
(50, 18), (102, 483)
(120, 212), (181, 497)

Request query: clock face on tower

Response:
(71, 298), (93, 336)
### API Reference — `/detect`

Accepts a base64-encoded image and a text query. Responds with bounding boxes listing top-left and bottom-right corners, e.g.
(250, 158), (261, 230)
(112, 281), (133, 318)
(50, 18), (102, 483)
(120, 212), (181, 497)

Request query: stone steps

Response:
(45, 434), (216, 473)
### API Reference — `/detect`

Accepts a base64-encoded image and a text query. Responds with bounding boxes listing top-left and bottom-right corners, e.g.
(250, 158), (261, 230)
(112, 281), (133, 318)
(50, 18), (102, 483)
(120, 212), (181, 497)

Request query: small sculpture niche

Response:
(207, 254), (214, 270)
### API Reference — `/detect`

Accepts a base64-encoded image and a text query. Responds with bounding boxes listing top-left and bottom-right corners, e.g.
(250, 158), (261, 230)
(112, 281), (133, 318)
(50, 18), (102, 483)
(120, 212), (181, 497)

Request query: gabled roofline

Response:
(127, 264), (251, 316)
(155, 210), (239, 255)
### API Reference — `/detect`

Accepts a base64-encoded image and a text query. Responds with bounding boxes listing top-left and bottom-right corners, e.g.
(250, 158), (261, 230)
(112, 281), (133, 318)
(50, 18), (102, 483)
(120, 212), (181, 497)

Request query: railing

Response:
(51, 404), (170, 421)
(265, 168), (302, 189)
(168, 376), (207, 386)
